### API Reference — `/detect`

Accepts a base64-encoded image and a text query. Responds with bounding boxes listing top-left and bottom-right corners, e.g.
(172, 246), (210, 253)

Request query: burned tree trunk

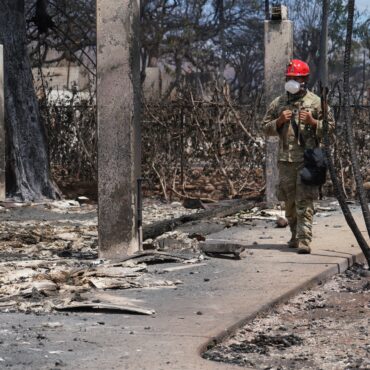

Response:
(0, 0), (59, 201)
(265, 0), (270, 20)
(318, 0), (329, 87)
(321, 87), (370, 267)
(343, 0), (370, 238)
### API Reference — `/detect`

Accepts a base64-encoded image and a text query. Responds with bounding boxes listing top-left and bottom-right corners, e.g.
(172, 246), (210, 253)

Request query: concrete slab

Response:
(0, 206), (367, 369)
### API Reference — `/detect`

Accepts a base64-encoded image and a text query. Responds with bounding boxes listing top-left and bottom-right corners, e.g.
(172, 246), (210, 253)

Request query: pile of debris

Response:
(142, 200), (200, 224)
(0, 198), (293, 314)
(0, 220), (98, 261)
(0, 252), (203, 314)
(0, 200), (206, 314)
(212, 207), (287, 227)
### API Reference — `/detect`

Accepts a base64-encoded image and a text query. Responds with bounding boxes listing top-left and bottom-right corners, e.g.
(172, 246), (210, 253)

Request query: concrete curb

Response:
(198, 250), (366, 357)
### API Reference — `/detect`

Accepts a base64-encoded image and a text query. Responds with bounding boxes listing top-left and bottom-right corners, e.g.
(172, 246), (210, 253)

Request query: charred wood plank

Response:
(143, 199), (255, 240)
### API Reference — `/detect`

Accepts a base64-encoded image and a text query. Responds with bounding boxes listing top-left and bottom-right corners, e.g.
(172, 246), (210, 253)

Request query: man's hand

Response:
(299, 110), (317, 128)
(276, 110), (292, 128)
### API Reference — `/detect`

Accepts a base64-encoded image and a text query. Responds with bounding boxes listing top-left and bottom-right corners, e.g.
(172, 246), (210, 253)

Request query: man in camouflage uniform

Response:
(263, 59), (335, 254)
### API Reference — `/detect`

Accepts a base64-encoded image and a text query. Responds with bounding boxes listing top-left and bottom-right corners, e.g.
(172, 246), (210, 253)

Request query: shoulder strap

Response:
(291, 118), (306, 147)
(290, 110), (320, 148)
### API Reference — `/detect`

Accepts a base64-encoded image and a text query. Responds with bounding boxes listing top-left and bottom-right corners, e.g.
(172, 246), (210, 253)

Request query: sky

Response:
(357, 0), (370, 13)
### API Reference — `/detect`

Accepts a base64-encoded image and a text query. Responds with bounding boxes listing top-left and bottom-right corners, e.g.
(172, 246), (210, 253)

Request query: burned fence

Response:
(42, 97), (369, 201)
(41, 95), (97, 194)
(142, 99), (266, 201)
(331, 105), (370, 197)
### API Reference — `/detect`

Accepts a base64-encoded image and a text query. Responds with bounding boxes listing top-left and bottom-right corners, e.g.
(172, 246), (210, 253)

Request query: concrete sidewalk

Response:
(0, 206), (367, 370)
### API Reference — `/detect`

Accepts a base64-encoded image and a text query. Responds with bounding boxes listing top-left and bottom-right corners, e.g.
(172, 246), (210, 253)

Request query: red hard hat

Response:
(286, 59), (310, 77)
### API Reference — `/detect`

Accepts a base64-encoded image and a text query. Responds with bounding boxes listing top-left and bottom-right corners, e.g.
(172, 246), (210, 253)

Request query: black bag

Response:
(300, 147), (327, 186)
(291, 117), (327, 186)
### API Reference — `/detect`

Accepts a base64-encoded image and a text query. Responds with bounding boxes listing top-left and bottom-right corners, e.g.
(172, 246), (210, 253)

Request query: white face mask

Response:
(285, 79), (301, 94)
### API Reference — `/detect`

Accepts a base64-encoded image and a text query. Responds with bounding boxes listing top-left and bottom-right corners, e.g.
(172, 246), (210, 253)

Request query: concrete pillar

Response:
(97, 0), (141, 258)
(0, 45), (5, 201)
(264, 10), (293, 204)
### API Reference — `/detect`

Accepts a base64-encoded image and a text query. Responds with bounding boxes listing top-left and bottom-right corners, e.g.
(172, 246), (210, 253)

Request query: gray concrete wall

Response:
(97, 0), (141, 258)
(264, 20), (293, 204)
(34, 65), (169, 102)
(0, 45), (4, 200)
(142, 66), (179, 101)
(32, 66), (92, 93)
(143, 67), (161, 101)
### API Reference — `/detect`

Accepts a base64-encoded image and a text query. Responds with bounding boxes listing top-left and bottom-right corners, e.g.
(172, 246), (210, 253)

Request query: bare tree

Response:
(26, 0), (96, 75)
(140, 0), (263, 101)
(265, 0), (270, 20)
(287, 0), (368, 88)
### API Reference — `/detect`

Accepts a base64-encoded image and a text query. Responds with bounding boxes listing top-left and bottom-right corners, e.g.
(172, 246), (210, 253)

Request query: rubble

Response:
(200, 240), (246, 259)
(316, 212), (332, 218)
(182, 198), (205, 209)
(0, 253), (190, 313)
(211, 207), (286, 227)
(153, 230), (200, 251)
(316, 206), (336, 212)
(0, 198), (269, 314)
(0, 197), (213, 314)
(142, 199), (200, 224)
(162, 263), (207, 273)
(276, 216), (288, 228)
(76, 196), (90, 205)
(0, 198), (272, 315)
(55, 302), (155, 315)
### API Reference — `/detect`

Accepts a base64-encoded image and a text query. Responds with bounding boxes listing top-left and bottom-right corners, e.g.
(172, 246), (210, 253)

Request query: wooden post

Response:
(264, 6), (293, 204)
(0, 45), (5, 200)
(97, 0), (141, 258)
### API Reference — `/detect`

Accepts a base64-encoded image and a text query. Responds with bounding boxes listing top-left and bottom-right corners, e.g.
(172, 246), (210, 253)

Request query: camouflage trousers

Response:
(276, 161), (319, 245)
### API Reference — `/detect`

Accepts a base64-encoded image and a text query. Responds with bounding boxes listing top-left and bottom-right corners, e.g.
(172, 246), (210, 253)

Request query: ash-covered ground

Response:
(0, 199), (204, 314)
(0, 198), (201, 261)
(204, 263), (370, 370)
(0, 197), (368, 369)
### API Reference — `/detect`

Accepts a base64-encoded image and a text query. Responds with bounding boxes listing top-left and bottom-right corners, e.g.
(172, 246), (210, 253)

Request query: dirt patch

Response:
(203, 263), (370, 369)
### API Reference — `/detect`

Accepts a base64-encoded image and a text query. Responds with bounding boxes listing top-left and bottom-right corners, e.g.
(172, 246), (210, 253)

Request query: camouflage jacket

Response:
(263, 90), (335, 162)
